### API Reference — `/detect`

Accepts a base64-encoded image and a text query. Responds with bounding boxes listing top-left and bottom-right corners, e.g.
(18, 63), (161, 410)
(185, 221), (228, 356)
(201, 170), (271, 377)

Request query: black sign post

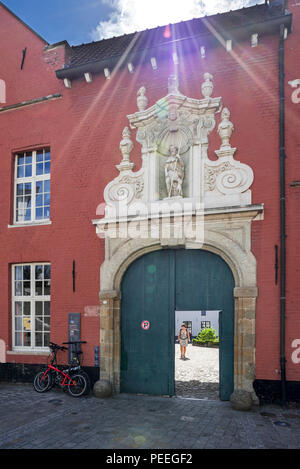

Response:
(68, 312), (81, 364)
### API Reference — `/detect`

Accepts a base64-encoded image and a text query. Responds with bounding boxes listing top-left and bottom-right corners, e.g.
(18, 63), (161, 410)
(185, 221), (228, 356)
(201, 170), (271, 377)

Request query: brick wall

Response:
(0, 2), (299, 383)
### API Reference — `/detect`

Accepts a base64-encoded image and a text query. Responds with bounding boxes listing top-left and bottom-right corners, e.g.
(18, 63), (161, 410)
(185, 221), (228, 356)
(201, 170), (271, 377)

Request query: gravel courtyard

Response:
(175, 343), (219, 400)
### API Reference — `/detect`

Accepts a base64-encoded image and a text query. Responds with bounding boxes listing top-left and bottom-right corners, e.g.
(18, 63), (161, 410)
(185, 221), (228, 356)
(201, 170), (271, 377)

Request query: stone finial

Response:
(168, 74), (180, 95)
(201, 72), (214, 98)
(218, 107), (234, 150)
(117, 126), (134, 172)
(137, 86), (148, 111)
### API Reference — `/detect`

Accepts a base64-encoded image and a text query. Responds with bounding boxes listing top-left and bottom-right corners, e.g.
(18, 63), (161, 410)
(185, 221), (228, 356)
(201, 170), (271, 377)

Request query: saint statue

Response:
(165, 145), (185, 198)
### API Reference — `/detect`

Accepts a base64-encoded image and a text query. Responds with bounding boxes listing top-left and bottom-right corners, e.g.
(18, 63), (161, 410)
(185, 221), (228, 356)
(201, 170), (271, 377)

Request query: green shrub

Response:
(193, 327), (219, 344)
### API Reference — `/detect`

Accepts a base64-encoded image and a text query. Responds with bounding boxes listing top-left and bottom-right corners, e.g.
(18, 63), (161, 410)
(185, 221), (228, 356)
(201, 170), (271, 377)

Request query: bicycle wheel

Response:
(33, 371), (52, 393)
(77, 370), (91, 395)
(68, 373), (87, 397)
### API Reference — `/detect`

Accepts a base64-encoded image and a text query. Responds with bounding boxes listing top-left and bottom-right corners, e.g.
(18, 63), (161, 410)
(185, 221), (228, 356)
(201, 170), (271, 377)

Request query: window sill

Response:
(8, 221), (52, 228)
(7, 349), (50, 356)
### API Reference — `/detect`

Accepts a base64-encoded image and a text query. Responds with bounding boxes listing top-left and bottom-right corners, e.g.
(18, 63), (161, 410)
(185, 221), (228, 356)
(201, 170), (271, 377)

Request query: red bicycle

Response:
(33, 342), (88, 397)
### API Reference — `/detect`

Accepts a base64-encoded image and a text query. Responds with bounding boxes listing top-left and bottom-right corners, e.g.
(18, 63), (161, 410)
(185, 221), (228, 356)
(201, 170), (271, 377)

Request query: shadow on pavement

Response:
(175, 380), (219, 400)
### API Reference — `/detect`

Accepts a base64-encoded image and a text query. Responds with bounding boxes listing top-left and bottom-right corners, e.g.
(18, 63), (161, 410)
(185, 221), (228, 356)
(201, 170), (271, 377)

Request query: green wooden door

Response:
(121, 249), (235, 400)
(121, 250), (175, 395)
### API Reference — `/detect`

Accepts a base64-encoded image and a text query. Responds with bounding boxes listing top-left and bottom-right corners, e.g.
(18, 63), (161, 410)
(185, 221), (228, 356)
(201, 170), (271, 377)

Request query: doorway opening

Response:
(175, 310), (221, 400)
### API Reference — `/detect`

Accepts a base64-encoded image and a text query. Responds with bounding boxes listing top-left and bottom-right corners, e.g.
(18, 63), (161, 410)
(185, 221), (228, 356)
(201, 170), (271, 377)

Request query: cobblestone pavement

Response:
(175, 343), (219, 400)
(0, 382), (300, 449)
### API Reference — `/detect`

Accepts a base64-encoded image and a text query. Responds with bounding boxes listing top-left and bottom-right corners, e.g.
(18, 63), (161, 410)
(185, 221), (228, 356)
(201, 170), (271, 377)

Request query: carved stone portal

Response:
(101, 73), (254, 221)
(93, 72), (264, 403)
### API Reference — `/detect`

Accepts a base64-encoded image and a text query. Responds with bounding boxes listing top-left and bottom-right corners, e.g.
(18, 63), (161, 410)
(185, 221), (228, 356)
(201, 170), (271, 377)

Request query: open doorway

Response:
(175, 310), (221, 400)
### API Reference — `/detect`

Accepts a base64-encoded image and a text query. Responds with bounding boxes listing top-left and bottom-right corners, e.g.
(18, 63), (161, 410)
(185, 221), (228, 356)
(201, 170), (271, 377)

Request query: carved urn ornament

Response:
(137, 86), (148, 111)
(201, 72), (214, 98)
(116, 126), (134, 172)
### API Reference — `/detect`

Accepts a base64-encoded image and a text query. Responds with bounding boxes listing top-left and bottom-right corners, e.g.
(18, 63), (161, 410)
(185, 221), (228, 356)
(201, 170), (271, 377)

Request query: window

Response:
(201, 321), (211, 329)
(14, 148), (51, 224)
(12, 263), (51, 350)
(183, 320), (192, 337)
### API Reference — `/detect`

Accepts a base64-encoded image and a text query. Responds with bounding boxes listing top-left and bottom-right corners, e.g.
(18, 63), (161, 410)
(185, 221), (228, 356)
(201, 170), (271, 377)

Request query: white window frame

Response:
(12, 263), (51, 352)
(14, 148), (51, 225)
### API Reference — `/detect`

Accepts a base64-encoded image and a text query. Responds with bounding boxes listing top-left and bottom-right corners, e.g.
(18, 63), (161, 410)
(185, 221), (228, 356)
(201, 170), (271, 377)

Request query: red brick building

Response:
(0, 0), (299, 403)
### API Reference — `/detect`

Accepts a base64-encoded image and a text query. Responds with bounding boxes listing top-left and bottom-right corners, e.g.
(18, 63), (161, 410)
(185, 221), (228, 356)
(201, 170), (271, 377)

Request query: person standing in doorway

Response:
(178, 323), (190, 360)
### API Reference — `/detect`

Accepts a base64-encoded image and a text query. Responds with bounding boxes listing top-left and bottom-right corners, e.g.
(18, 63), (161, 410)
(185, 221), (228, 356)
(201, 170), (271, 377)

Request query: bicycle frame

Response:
(41, 364), (77, 387)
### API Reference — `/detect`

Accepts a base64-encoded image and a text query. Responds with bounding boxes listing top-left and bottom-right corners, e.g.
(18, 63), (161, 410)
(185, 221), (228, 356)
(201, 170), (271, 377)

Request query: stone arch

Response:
(98, 220), (259, 402)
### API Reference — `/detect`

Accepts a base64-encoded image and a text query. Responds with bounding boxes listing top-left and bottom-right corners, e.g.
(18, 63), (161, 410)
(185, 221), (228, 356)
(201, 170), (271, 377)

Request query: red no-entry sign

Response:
(141, 320), (150, 330)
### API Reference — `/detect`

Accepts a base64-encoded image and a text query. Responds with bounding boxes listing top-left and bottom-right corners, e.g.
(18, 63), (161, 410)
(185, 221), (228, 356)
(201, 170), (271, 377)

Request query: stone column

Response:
(233, 286), (258, 404)
(93, 290), (120, 398)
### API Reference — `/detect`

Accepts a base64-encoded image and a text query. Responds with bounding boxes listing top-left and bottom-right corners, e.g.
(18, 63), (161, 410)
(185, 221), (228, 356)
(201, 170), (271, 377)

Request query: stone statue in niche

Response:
(164, 145), (185, 198)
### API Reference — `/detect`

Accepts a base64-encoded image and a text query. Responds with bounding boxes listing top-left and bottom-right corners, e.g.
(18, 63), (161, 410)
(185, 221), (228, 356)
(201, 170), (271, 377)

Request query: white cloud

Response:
(91, 0), (264, 40)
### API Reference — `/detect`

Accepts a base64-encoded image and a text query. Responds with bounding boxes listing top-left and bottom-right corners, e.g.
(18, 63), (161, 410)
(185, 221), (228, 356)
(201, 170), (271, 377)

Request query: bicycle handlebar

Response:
(49, 342), (68, 351)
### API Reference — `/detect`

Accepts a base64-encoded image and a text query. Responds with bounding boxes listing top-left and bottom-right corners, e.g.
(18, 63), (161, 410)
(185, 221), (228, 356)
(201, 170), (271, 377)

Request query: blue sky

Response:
(1, 0), (264, 45)
(1, 0), (113, 44)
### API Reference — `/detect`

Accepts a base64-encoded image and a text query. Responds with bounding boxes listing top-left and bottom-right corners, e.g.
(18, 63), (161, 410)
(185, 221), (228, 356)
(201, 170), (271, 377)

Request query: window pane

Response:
(36, 194), (43, 207)
(15, 317), (22, 331)
(44, 281), (50, 296)
(44, 207), (50, 219)
(44, 180), (50, 193)
(17, 184), (24, 196)
(36, 150), (44, 163)
(35, 281), (43, 296)
(23, 265), (31, 280)
(15, 332), (22, 346)
(44, 265), (51, 280)
(15, 266), (22, 280)
(44, 161), (51, 174)
(35, 317), (43, 332)
(25, 207), (31, 222)
(17, 155), (25, 165)
(44, 301), (50, 315)
(24, 332), (31, 347)
(36, 301), (43, 315)
(44, 193), (50, 205)
(15, 282), (22, 296)
(23, 281), (31, 296)
(25, 165), (32, 177)
(35, 333), (43, 347)
(15, 302), (22, 315)
(44, 149), (51, 161)
(35, 265), (43, 280)
(36, 163), (44, 176)
(24, 183), (31, 194)
(44, 317), (50, 330)
(36, 181), (43, 194)
(23, 302), (31, 315)
(17, 166), (24, 178)
(36, 207), (43, 220)
(25, 153), (32, 164)
(44, 333), (50, 347)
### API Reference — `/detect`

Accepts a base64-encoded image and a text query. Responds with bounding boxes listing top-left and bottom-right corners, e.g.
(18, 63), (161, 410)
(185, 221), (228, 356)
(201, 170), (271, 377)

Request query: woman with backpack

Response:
(178, 323), (190, 360)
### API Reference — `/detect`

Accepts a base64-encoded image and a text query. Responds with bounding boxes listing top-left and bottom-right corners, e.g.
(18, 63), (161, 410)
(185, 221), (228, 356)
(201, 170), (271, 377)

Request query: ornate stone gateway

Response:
(93, 73), (263, 402)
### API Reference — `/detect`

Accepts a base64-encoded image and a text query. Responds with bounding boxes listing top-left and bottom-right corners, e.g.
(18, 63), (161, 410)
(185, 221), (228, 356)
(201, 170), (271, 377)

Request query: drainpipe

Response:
(279, 21), (287, 407)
